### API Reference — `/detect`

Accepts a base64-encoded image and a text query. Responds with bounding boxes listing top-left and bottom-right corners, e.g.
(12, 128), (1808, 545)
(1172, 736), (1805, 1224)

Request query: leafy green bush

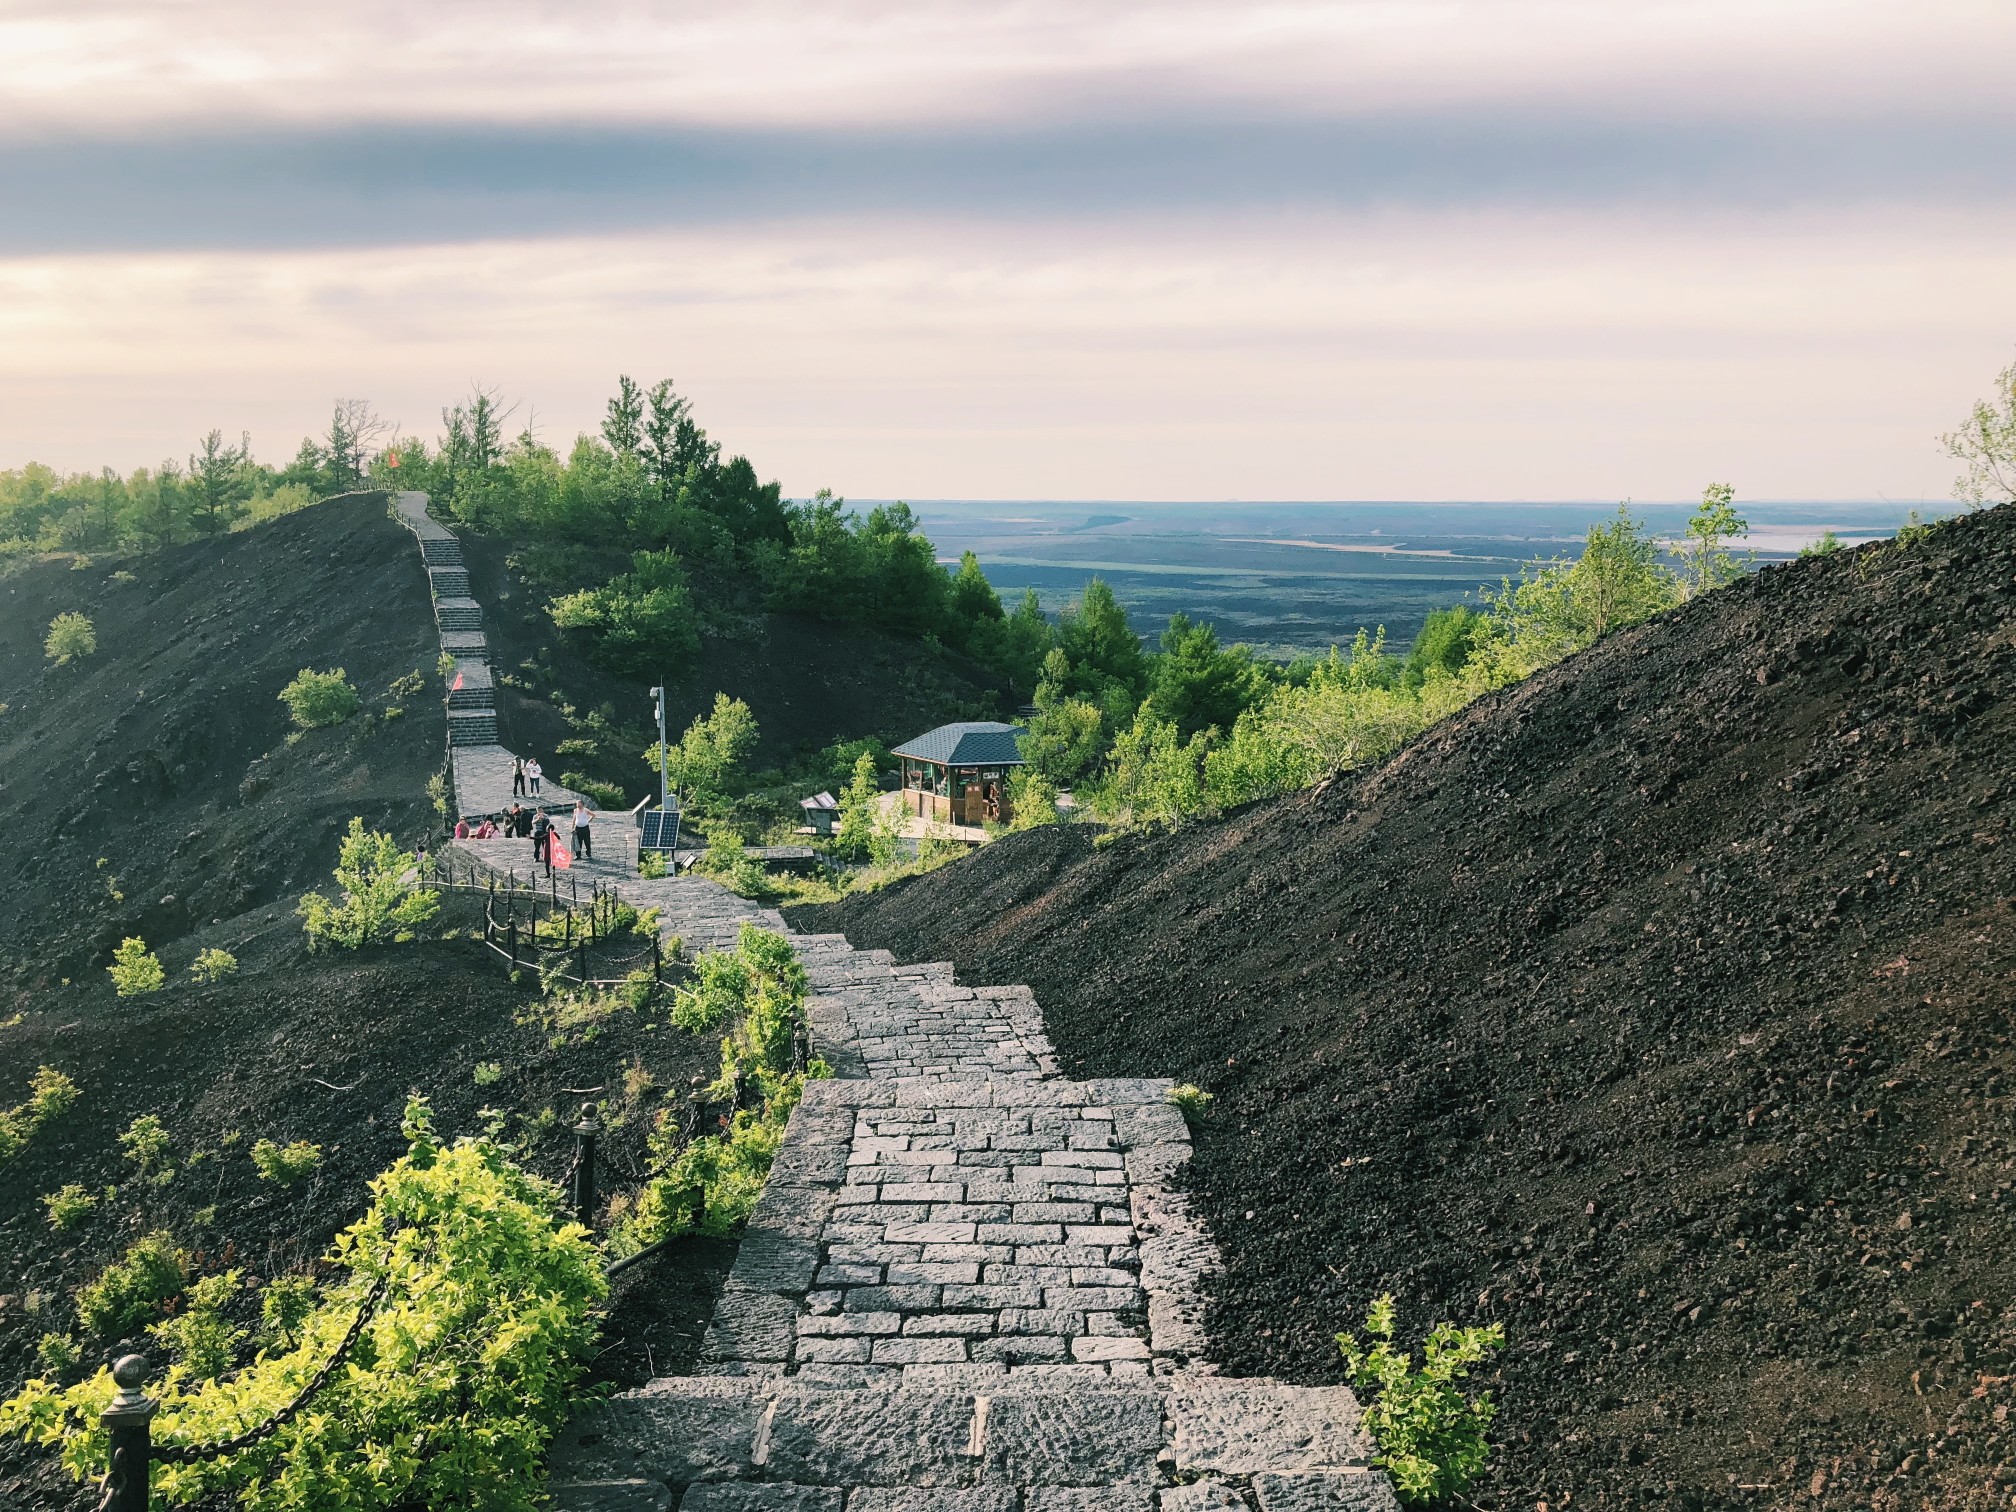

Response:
(299, 818), (440, 950)
(615, 925), (825, 1252)
(41, 1184), (97, 1231)
(547, 548), (700, 678)
(1336, 1294), (1505, 1505)
(388, 669), (426, 700)
(107, 936), (166, 996)
(188, 948), (239, 983)
(1166, 1084), (1213, 1126)
(75, 1230), (188, 1335)
(43, 612), (95, 664)
(638, 849), (668, 880)
(120, 1113), (172, 1178)
(34, 1334), (81, 1378)
(0, 1067), (80, 1166)
(3, 1098), (607, 1512)
(150, 1271), (246, 1381)
(559, 772), (627, 809)
(249, 1139), (322, 1186)
(472, 1061), (504, 1086)
(277, 667), (361, 729)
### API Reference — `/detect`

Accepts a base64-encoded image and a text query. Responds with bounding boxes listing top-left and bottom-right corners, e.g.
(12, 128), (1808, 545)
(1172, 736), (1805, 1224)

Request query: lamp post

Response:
(650, 685), (681, 856)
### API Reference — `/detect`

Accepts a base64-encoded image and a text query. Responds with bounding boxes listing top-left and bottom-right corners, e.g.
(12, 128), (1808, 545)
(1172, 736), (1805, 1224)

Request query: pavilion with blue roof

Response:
(891, 720), (1027, 827)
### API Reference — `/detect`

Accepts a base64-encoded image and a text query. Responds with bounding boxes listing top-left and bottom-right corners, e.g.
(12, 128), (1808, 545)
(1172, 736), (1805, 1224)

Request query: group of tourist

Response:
(452, 795), (597, 879)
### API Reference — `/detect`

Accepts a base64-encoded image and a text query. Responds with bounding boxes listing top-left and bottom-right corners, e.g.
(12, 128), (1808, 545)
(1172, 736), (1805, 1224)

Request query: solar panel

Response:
(639, 809), (683, 851)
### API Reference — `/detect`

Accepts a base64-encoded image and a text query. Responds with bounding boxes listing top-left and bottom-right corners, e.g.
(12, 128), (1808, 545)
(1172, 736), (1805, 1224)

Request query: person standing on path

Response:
(571, 798), (595, 861)
(527, 757), (543, 796)
(512, 757), (526, 797)
(531, 809), (551, 875)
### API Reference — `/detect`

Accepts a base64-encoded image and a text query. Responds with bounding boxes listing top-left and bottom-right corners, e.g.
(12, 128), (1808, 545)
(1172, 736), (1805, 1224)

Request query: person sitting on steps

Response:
(453, 816), (471, 840)
(571, 798), (595, 861)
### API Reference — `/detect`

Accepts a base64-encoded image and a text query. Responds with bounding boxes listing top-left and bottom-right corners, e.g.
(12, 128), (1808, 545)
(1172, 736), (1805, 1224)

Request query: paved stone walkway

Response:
(392, 490), (592, 820)
(396, 489), (1395, 1512)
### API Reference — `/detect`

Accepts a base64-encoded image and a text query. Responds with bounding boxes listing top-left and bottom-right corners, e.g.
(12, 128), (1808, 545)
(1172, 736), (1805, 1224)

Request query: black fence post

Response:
(101, 1354), (156, 1512)
(572, 1104), (600, 1229)
(651, 933), (662, 1002)
(506, 919), (518, 972)
(579, 938), (589, 986)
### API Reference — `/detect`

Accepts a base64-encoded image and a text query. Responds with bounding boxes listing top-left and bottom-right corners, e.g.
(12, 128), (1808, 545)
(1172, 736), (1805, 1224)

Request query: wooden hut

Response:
(892, 721), (1026, 827)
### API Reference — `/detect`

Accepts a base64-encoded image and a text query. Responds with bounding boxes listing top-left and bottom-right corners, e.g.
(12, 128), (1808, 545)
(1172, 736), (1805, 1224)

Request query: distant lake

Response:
(874, 498), (1937, 657)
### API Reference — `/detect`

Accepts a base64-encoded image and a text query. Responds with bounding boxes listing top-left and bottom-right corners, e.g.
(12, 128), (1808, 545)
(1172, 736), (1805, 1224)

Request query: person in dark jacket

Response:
(513, 757), (527, 797)
(531, 810), (552, 875)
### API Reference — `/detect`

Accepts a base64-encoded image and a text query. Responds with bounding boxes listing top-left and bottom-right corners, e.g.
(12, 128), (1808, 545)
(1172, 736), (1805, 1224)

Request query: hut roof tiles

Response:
(891, 721), (1028, 767)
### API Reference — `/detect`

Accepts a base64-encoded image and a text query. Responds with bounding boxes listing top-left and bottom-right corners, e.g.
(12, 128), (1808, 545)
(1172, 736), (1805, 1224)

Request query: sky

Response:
(3, 0), (2014, 502)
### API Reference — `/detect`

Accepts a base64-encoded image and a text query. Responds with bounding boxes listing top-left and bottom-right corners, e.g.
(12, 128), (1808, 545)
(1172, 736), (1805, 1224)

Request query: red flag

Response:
(386, 450), (401, 468)
(451, 670), (464, 691)
(549, 834), (572, 869)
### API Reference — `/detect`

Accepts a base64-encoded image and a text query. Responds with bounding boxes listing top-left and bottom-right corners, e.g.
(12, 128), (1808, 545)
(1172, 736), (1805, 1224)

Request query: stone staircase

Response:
(490, 861), (1399, 1512)
(400, 484), (1396, 1512)
(393, 490), (593, 818)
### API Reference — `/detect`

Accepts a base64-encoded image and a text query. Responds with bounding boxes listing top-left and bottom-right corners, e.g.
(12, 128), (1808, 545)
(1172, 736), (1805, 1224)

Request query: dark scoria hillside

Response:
(0, 495), (445, 995)
(793, 507), (2016, 1510)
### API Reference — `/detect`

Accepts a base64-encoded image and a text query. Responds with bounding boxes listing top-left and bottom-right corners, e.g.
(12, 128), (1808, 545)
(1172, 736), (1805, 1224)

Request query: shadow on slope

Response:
(792, 508), (2016, 1510)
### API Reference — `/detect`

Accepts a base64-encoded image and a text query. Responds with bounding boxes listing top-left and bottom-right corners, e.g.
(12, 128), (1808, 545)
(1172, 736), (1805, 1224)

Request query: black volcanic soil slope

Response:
(794, 508), (2016, 1511)
(0, 495), (443, 995)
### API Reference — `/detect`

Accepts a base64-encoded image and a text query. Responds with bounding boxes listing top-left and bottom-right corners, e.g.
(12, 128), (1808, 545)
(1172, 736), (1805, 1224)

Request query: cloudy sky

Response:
(3, 0), (2013, 501)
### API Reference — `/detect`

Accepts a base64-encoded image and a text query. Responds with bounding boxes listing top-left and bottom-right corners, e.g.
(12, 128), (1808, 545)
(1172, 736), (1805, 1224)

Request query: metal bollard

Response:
(101, 1354), (156, 1512)
(571, 1104), (601, 1229)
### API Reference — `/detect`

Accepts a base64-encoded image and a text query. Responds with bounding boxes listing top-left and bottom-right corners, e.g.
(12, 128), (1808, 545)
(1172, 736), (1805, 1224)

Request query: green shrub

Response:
(35, 1334), (82, 1378)
(299, 818), (440, 950)
(1, 1098), (606, 1512)
(188, 948), (239, 984)
(249, 1138), (322, 1187)
(638, 849), (668, 879)
(426, 770), (450, 819)
(120, 1113), (172, 1176)
(1166, 1083), (1214, 1126)
(547, 548), (700, 678)
(472, 1062), (504, 1087)
(1336, 1294), (1505, 1505)
(277, 667), (361, 729)
(389, 669), (426, 700)
(107, 936), (166, 996)
(559, 772), (627, 809)
(43, 612), (95, 664)
(150, 1271), (246, 1381)
(615, 925), (825, 1252)
(75, 1230), (188, 1335)
(0, 1067), (81, 1166)
(41, 1184), (98, 1231)
(259, 1275), (317, 1347)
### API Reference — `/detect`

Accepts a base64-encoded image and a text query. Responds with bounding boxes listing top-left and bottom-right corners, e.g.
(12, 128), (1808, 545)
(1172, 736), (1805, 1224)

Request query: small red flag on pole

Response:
(451, 670), (464, 691)
(549, 835), (572, 869)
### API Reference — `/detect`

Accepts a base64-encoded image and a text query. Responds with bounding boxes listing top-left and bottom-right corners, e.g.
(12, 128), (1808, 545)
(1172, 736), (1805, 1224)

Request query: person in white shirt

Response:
(526, 758), (543, 796)
(572, 798), (594, 860)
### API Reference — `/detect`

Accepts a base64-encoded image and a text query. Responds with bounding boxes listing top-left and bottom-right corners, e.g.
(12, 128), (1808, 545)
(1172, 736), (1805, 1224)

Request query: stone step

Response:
(420, 537), (464, 566)
(547, 1376), (1385, 1507)
(437, 600), (484, 632)
(430, 566), (472, 597)
(448, 685), (495, 711)
(448, 712), (499, 746)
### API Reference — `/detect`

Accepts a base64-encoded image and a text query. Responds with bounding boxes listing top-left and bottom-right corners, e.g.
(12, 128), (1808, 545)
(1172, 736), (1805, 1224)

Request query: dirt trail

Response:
(793, 507), (2016, 1510)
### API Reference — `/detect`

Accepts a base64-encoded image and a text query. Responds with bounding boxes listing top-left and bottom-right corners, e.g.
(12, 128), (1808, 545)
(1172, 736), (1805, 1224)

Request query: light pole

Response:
(650, 685), (680, 855)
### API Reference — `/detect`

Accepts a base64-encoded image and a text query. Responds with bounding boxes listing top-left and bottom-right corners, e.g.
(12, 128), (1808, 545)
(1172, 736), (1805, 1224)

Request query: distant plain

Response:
(904, 499), (1931, 656)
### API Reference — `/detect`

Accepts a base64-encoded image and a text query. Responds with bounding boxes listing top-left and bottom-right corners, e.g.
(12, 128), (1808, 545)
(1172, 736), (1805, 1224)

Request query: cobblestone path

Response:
(401, 492), (1395, 1512)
